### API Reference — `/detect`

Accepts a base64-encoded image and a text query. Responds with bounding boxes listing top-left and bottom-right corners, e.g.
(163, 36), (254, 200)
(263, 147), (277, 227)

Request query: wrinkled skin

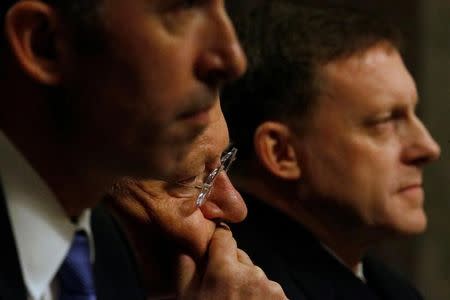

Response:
(108, 102), (286, 299)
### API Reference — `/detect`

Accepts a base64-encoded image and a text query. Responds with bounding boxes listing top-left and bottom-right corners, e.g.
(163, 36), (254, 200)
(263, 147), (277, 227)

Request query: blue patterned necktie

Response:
(57, 230), (96, 300)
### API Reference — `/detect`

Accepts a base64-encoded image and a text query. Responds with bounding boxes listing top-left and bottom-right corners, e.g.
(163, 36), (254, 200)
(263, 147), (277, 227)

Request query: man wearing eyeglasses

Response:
(106, 101), (286, 299)
(0, 0), (289, 299)
(222, 3), (440, 300)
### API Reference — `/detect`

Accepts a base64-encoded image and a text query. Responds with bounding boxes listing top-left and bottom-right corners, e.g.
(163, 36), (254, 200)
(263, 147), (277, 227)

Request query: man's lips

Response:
(178, 104), (214, 124)
(398, 183), (424, 200)
(398, 183), (422, 192)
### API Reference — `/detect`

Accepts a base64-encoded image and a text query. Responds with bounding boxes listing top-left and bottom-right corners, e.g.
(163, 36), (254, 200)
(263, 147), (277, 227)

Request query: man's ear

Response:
(254, 121), (301, 180)
(5, 0), (64, 85)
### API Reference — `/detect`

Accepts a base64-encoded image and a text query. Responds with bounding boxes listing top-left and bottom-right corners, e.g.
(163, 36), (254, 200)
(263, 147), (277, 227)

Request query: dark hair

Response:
(1, 0), (104, 53)
(222, 2), (402, 160)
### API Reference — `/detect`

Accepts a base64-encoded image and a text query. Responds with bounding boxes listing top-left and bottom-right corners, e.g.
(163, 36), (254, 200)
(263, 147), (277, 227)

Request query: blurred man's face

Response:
(60, 0), (246, 181)
(293, 43), (440, 237)
(112, 102), (247, 259)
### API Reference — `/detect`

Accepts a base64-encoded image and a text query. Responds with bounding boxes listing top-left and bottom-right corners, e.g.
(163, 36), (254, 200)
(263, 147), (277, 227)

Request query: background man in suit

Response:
(222, 3), (441, 299)
(107, 100), (286, 299)
(0, 0), (287, 299)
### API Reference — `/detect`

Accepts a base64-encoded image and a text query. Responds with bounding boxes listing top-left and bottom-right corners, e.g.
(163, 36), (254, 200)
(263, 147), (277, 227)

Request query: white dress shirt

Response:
(0, 131), (94, 300)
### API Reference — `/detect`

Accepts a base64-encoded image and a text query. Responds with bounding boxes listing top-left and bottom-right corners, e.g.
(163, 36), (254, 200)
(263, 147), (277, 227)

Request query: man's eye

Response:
(175, 0), (197, 9)
(368, 115), (402, 137)
(368, 111), (396, 126)
(166, 175), (202, 199)
(167, 184), (199, 199)
(375, 116), (393, 124)
(370, 116), (394, 128)
(176, 175), (201, 187)
(373, 110), (405, 126)
(159, 0), (197, 13)
(183, 0), (196, 7)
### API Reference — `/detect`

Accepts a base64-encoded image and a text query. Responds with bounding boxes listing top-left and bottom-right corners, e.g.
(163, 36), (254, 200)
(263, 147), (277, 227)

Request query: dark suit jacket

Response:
(233, 192), (424, 300)
(0, 185), (145, 300)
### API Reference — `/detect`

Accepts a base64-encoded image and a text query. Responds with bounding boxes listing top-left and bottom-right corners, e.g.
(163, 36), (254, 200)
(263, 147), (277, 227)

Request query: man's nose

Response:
(402, 117), (441, 165)
(199, 172), (247, 223)
(194, 1), (247, 88)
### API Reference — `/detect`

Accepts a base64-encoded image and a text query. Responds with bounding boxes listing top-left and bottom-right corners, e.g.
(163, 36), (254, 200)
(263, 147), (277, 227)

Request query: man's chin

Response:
(403, 209), (427, 234)
(402, 216), (427, 235)
(384, 212), (427, 237)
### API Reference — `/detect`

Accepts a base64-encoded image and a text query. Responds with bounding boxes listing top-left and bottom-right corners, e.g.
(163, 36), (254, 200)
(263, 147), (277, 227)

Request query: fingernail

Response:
(216, 221), (231, 231)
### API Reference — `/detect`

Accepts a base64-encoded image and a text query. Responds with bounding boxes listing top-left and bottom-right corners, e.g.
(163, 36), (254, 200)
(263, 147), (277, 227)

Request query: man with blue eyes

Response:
(107, 101), (287, 299)
(222, 3), (440, 300)
(0, 0), (248, 299)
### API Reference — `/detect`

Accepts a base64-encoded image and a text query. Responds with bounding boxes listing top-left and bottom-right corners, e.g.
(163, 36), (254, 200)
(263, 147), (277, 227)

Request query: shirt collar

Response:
(0, 131), (94, 299)
(321, 242), (366, 283)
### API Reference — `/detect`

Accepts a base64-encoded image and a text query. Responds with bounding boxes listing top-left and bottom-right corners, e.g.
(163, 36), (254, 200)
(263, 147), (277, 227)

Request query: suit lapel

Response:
(236, 192), (422, 300)
(0, 183), (27, 300)
(92, 205), (145, 300)
(364, 256), (423, 300)
(239, 193), (380, 300)
(285, 237), (381, 300)
(282, 236), (335, 300)
(286, 240), (383, 300)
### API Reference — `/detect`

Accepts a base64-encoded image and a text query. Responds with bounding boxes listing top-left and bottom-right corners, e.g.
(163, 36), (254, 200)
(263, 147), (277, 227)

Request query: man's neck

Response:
(287, 207), (378, 272)
(1, 74), (118, 217)
(235, 176), (377, 273)
(1, 128), (113, 217)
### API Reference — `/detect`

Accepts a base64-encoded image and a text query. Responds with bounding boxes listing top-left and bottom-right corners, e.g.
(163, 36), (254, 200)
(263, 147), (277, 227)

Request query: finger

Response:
(265, 280), (288, 300)
(209, 225), (236, 256)
(253, 265), (268, 280)
(208, 225), (238, 265)
(175, 253), (197, 294)
(236, 248), (253, 266)
(216, 221), (231, 231)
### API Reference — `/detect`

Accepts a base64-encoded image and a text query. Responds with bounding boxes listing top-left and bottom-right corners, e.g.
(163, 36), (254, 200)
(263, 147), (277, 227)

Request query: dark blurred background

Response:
(227, 1), (450, 299)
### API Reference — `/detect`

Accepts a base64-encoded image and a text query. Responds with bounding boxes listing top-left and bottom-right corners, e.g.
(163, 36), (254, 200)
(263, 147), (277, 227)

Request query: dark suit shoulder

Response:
(233, 192), (423, 300)
(91, 204), (146, 300)
(364, 256), (424, 300)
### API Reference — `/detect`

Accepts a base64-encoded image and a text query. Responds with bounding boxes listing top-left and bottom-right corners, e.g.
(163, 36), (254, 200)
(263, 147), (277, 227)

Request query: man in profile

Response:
(223, 3), (440, 299)
(0, 0), (276, 299)
(107, 101), (286, 299)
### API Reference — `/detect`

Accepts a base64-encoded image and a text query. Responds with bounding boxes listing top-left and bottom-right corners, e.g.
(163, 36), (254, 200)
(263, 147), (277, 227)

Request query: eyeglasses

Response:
(175, 147), (238, 207)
